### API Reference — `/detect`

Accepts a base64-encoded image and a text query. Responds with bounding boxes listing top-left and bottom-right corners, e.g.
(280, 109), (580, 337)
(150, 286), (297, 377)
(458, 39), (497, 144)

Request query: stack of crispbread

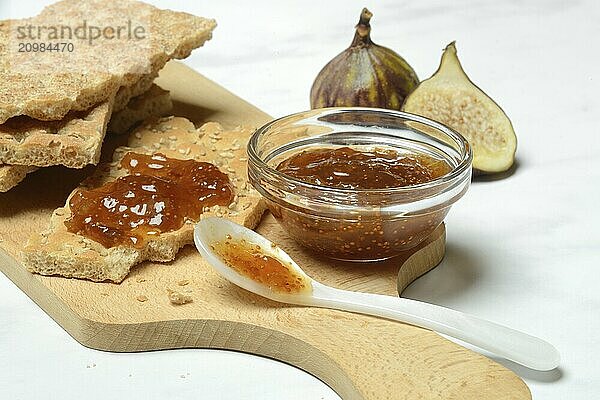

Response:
(0, 0), (216, 192)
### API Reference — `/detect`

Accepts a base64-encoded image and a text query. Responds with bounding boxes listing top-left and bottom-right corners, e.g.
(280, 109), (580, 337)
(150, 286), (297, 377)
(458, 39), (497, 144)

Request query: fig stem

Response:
(351, 8), (373, 47)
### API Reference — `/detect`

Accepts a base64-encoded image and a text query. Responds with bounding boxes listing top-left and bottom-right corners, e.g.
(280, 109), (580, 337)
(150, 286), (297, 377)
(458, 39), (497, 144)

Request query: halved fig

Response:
(402, 42), (517, 174)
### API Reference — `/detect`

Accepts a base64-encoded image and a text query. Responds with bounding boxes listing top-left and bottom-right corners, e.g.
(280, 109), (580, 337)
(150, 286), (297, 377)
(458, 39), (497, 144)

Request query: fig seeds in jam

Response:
(276, 147), (451, 189)
(211, 238), (311, 294)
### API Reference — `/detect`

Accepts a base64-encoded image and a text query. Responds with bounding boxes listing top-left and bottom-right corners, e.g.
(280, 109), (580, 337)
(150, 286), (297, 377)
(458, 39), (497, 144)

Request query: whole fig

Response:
(310, 8), (419, 110)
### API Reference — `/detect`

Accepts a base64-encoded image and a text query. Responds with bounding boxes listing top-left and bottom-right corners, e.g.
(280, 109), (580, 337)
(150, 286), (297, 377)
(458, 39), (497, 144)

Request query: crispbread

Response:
(0, 164), (36, 192)
(0, 64), (165, 169)
(22, 117), (266, 282)
(113, 71), (159, 113)
(108, 84), (172, 135)
(0, 0), (216, 123)
(0, 96), (115, 168)
(0, 84), (172, 192)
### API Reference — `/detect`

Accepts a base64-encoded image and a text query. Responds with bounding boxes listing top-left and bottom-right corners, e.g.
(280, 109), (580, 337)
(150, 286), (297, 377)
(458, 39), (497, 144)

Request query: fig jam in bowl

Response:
(248, 108), (472, 262)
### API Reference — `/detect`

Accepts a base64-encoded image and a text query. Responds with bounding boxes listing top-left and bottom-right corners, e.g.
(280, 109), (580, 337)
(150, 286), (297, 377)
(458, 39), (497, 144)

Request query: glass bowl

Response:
(247, 107), (472, 262)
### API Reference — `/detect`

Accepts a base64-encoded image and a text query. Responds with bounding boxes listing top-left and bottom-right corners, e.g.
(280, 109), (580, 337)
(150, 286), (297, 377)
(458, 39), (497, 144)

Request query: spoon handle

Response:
(310, 283), (559, 371)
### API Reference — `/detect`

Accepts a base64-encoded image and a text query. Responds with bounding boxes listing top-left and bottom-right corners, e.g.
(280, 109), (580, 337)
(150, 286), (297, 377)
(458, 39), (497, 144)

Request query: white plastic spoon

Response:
(193, 217), (560, 371)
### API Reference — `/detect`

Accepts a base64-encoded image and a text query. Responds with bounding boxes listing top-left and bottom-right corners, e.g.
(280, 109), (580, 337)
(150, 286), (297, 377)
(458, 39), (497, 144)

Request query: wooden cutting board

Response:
(0, 61), (530, 400)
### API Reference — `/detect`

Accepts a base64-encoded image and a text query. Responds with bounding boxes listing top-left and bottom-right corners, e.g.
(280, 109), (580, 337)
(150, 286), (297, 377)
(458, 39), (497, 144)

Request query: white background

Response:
(1, 0), (599, 399)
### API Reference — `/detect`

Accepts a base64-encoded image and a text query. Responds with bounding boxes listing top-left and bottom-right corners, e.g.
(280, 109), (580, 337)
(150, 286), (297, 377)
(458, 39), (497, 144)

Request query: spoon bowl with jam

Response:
(247, 108), (472, 262)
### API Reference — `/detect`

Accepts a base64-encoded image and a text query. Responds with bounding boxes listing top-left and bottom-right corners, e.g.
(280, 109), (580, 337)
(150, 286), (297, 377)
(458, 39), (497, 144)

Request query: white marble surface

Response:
(1, 0), (599, 399)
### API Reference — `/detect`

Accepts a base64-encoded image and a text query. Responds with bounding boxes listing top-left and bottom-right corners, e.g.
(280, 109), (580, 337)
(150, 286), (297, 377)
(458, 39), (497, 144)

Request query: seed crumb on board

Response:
(167, 288), (193, 305)
(177, 279), (190, 286)
(136, 295), (148, 302)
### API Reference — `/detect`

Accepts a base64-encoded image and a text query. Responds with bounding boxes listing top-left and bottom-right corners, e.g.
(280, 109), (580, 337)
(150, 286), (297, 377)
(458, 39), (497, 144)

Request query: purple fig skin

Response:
(310, 8), (419, 110)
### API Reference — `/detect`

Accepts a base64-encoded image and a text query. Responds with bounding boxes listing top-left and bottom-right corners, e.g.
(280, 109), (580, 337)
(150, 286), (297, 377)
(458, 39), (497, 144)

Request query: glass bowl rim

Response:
(248, 107), (473, 195)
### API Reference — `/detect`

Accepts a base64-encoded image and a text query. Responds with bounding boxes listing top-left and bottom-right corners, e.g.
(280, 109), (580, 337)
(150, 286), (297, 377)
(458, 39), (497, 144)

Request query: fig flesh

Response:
(310, 8), (419, 110)
(402, 42), (517, 174)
